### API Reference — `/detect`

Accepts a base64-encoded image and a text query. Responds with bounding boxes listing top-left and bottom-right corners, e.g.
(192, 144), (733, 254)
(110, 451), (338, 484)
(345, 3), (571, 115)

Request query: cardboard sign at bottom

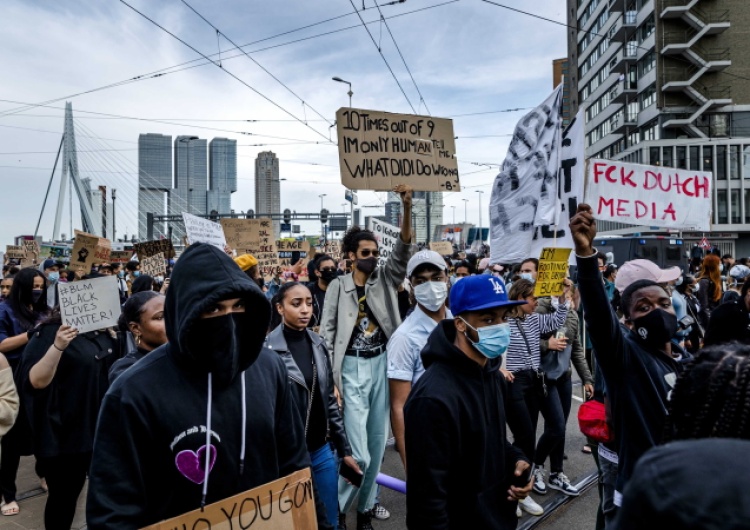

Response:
(141, 468), (317, 530)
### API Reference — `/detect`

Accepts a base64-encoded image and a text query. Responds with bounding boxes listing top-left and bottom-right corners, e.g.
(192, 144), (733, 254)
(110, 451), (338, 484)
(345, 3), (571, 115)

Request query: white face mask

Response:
(414, 281), (448, 312)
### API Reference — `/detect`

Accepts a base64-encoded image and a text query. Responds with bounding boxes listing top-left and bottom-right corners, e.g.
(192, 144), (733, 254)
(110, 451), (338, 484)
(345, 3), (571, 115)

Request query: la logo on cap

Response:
(489, 277), (505, 295)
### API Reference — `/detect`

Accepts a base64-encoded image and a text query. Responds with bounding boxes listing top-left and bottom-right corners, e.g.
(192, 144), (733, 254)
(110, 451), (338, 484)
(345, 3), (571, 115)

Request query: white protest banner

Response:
(58, 276), (121, 334)
(585, 159), (713, 231)
(489, 85), (563, 264)
(140, 253), (167, 277)
(183, 212), (227, 250)
(368, 218), (400, 266)
(140, 469), (317, 530)
(336, 107), (459, 192)
(530, 110), (585, 265)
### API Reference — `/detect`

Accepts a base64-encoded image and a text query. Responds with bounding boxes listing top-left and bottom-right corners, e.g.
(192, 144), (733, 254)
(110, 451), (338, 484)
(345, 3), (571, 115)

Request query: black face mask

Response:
(320, 270), (338, 284)
(185, 313), (258, 387)
(356, 257), (377, 275)
(632, 308), (678, 350)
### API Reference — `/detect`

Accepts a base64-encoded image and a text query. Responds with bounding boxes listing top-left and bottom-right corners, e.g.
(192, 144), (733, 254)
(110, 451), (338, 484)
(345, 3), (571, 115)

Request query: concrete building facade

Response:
(137, 133), (171, 240)
(255, 151), (281, 237)
(208, 138), (237, 214)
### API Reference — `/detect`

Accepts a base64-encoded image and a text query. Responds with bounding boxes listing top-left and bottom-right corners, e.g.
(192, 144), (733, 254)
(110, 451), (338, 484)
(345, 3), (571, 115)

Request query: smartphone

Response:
(339, 462), (363, 488)
(512, 463), (536, 488)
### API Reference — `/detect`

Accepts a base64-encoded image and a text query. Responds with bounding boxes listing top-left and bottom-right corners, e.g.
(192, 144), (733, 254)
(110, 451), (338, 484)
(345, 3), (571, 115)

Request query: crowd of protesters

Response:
(0, 192), (748, 529)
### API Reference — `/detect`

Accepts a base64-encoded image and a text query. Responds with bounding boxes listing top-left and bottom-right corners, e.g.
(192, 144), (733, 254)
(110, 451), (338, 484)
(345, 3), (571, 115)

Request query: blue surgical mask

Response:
(47, 271), (59, 282)
(133, 271), (141, 277)
(520, 273), (534, 281)
(118, 271), (125, 279)
(461, 318), (511, 359)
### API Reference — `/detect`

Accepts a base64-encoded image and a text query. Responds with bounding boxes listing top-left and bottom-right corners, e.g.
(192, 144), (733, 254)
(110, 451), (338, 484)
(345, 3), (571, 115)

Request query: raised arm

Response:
(382, 185), (413, 288)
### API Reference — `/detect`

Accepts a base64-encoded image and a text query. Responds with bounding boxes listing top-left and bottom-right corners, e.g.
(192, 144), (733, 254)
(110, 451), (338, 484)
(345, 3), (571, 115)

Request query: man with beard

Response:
(321, 185), (412, 530)
(87, 243), (331, 529)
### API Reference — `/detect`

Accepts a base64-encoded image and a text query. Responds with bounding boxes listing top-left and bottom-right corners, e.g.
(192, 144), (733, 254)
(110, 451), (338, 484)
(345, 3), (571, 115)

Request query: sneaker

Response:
(519, 496), (544, 516)
(532, 467), (547, 495)
(516, 505), (522, 518)
(371, 503), (390, 520)
(356, 511), (374, 530)
(548, 472), (580, 497)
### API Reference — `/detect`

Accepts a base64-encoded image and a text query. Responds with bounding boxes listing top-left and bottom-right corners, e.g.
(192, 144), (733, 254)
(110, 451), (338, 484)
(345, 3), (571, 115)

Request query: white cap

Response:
(730, 264), (750, 280)
(407, 250), (447, 277)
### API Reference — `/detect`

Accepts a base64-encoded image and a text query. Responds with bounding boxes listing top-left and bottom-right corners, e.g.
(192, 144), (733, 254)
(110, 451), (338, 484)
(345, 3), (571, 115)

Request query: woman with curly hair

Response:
(696, 254), (723, 328)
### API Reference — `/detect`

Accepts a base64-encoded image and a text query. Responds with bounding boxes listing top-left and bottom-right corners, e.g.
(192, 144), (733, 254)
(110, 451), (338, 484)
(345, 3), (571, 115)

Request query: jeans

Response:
(39, 452), (91, 530)
(310, 443), (339, 528)
(338, 352), (389, 514)
(506, 369), (544, 461)
(598, 444), (619, 528)
(534, 372), (573, 472)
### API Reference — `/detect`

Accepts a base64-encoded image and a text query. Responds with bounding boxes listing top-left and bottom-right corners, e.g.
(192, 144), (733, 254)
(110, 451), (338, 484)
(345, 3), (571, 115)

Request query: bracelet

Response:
(52, 344), (65, 352)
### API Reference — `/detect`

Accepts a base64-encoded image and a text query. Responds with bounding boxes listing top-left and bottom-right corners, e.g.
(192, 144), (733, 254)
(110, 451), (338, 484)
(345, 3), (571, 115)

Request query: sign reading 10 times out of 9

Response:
(336, 107), (460, 192)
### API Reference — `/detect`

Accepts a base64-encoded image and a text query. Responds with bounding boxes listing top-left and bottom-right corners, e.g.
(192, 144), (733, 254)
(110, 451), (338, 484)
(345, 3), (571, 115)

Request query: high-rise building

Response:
(255, 151), (281, 237)
(568, 0), (750, 253)
(170, 136), (208, 242)
(386, 191), (444, 243)
(137, 133), (171, 240)
(208, 138), (237, 214)
(553, 58), (572, 127)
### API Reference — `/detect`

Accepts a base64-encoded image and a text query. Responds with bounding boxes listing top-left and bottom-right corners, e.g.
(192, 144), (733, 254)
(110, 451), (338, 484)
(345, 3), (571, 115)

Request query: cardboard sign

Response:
(109, 250), (133, 264)
(221, 218), (273, 252)
(70, 231), (111, 274)
(277, 240), (310, 268)
(5, 245), (26, 259)
(585, 159), (713, 231)
(58, 276), (121, 334)
(429, 241), (454, 256)
(141, 468), (317, 530)
(183, 212), (227, 250)
(134, 239), (175, 260)
(140, 253), (167, 277)
(336, 107), (459, 192)
(534, 248), (572, 297)
(368, 218), (400, 266)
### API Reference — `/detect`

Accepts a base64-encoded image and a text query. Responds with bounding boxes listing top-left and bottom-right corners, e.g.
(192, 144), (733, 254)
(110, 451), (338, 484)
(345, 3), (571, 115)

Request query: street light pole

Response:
(451, 205), (456, 225)
(476, 190), (484, 243)
(462, 199), (469, 224)
(332, 77), (353, 107)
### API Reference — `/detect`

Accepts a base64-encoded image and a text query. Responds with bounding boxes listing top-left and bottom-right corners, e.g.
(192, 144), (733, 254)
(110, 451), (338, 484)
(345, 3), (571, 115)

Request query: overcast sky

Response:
(0, 0), (566, 245)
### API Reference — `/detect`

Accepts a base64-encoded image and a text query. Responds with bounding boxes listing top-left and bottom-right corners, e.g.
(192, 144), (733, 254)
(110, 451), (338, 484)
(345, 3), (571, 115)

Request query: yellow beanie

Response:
(234, 254), (258, 272)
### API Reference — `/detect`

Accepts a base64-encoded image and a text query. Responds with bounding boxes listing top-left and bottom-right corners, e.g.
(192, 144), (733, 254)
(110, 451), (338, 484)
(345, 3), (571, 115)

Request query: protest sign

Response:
(221, 218), (276, 252)
(140, 253), (167, 277)
(58, 276), (121, 334)
(336, 107), (459, 192)
(134, 239), (175, 259)
(108, 250), (133, 264)
(277, 239), (310, 268)
(585, 159), (713, 231)
(183, 212), (227, 250)
(70, 231), (111, 274)
(368, 218), (400, 266)
(141, 468), (316, 530)
(5, 245), (26, 259)
(534, 248), (572, 297)
(429, 241), (453, 256)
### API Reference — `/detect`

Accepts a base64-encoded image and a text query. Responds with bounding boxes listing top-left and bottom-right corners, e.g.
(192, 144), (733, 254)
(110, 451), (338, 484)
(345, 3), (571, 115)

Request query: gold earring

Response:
(135, 334), (141, 347)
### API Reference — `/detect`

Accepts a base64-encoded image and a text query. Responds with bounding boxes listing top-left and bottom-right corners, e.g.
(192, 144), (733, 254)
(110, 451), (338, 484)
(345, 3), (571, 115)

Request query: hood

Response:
(165, 243), (271, 375)
(421, 319), (502, 375)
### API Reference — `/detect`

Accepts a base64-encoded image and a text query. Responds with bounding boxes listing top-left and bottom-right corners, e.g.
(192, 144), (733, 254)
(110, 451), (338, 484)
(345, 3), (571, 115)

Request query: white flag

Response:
(529, 109), (585, 264)
(489, 85), (563, 264)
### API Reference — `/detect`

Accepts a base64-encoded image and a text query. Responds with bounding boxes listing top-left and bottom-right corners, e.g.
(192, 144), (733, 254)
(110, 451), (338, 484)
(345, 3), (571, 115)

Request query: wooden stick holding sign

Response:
(140, 468), (317, 530)
(58, 276), (121, 334)
(534, 248), (572, 298)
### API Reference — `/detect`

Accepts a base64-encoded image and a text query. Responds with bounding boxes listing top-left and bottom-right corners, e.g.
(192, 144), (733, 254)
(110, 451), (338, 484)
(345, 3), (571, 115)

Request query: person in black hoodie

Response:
(570, 204), (692, 520)
(404, 274), (532, 529)
(87, 242), (331, 529)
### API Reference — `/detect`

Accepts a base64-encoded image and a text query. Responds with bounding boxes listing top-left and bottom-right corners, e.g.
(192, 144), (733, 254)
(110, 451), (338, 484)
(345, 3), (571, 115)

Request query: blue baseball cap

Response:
(450, 275), (527, 315)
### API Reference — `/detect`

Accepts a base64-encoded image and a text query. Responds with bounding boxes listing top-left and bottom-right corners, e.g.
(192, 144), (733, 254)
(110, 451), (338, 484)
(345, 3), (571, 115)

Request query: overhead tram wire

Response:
(0, 1), (457, 120)
(371, 0), (431, 115)
(179, 0), (333, 126)
(347, 0), (417, 113)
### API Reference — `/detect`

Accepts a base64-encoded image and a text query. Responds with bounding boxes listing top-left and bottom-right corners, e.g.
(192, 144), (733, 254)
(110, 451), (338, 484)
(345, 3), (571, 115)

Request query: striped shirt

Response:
(506, 303), (569, 372)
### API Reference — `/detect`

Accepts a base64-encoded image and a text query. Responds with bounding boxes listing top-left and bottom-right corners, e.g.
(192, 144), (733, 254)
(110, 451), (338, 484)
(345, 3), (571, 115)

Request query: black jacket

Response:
(18, 324), (119, 458)
(404, 320), (527, 530)
(86, 243), (329, 529)
(704, 299), (750, 346)
(577, 252), (691, 495)
(265, 326), (351, 458)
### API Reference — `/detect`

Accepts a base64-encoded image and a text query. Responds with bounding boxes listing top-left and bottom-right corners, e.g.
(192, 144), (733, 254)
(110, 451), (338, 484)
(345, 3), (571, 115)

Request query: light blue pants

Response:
(338, 352), (389, 514)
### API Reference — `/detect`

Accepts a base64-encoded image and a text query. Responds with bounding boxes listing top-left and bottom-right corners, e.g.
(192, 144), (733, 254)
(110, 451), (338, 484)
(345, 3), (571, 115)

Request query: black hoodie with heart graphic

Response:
(86, 243), (329, 529)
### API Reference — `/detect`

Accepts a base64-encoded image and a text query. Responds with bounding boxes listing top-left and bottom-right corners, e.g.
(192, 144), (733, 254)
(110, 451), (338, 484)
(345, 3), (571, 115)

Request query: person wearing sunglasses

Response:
(321, 184), (412, 530)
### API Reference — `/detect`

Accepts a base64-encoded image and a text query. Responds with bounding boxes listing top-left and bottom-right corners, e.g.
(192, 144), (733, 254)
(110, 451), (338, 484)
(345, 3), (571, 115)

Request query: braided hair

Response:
(664, 343), (750, 442)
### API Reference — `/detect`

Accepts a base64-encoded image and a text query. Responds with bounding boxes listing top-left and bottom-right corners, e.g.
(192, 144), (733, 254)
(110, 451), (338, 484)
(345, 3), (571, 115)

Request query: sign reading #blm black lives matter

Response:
(58, 276), (122, 334)
(336, 107), (460, 192)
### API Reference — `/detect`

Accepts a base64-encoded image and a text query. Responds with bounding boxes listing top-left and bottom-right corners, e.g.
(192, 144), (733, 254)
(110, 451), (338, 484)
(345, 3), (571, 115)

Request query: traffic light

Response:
(283, 208), (292, 225)
(246, 209), (255, 219)
(320, 208), (329, 224)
